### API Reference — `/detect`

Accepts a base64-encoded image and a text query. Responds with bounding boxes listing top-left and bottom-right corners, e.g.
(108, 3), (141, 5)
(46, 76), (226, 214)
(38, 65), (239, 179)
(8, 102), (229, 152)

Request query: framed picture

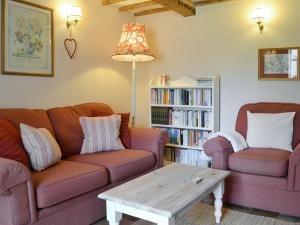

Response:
(1, 0), (54, 77)
(258, 47), (299, 80)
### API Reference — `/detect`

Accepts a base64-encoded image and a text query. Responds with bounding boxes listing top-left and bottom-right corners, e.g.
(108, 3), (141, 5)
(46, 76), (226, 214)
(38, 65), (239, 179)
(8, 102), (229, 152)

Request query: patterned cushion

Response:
(92, 111), (131, 148)
(0, 118), (30, 167)
(80, 115), (125, 154)
(20, 124), (62, 171)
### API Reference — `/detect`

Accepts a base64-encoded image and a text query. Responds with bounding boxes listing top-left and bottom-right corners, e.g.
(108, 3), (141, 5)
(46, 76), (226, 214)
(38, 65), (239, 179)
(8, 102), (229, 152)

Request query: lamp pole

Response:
(131, 60), (136, 127)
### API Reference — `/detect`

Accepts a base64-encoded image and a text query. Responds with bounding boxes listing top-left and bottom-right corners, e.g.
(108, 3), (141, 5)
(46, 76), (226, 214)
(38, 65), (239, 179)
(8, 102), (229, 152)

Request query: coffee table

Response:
(98, 163), (230, 225)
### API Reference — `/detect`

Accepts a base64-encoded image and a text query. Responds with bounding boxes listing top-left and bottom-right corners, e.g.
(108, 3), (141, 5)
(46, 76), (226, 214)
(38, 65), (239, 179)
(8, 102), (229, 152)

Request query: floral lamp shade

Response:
(112, 23), (154, 62)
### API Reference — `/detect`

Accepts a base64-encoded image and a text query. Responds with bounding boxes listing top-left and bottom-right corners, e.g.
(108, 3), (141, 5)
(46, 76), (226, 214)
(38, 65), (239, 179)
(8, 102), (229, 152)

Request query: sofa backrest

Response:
(235, 102), (300, 149)
(0, 108), (55, 136)
(47, 102), (114, 158)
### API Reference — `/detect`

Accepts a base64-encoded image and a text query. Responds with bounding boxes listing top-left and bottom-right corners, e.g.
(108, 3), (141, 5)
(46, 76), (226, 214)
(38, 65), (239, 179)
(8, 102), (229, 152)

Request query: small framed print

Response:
(1, 0), (54, 77)
(258, 47), (300, 81)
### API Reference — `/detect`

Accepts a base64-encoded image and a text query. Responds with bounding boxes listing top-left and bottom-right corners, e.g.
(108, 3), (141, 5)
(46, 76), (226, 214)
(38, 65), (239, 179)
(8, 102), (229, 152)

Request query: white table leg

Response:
(158, 216), (175, 225)
(213, 180), (224, 224)
(107, 201), (122, 225)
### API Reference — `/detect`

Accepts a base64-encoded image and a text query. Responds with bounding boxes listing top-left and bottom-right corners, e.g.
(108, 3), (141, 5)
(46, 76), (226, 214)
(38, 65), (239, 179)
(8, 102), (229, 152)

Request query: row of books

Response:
(164, 148), (211, 168)
(167, 128), (211, 147)
(175, 149), (211, 168)
(151, 88), (212, 106)
(171, 110), (213, 128)
(151, 107), (213, 128)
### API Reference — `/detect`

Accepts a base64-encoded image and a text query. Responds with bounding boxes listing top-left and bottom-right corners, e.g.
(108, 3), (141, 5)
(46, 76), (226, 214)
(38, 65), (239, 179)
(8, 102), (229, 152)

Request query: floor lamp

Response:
(112, 23), (154, 127)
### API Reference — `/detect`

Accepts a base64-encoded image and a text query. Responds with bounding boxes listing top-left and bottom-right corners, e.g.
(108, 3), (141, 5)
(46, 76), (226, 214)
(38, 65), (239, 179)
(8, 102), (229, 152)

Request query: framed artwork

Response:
(1, 0), (54, 77)
(258, 47), (299, 80)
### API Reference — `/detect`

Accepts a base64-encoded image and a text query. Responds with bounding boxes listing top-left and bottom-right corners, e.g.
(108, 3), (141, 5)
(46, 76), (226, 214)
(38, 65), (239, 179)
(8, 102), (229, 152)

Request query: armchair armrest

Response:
(130, 128), (168, 168)
(288, 143), (300, 192)
(0, 157), (37, 225)
(203, 137), (234, 170)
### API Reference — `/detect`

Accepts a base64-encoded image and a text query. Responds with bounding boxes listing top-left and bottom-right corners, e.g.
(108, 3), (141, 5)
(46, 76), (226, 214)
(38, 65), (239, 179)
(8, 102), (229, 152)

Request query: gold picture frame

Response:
(258, 47), (300, 81)
(1, 0), (54, 77)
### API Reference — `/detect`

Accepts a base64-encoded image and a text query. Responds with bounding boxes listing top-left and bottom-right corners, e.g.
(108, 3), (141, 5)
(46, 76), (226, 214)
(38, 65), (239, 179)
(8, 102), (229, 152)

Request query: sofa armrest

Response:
(203, 137), (234, 170)
(130, 128), (168, 168)
(288, 143), (300, 192)
(0, 157), (37, 225)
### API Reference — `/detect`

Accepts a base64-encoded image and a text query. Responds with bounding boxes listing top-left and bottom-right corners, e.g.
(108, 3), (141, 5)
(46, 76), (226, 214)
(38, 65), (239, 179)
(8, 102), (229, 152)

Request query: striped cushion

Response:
(20, 124), (62, 171)
(80, 115), (125, 154)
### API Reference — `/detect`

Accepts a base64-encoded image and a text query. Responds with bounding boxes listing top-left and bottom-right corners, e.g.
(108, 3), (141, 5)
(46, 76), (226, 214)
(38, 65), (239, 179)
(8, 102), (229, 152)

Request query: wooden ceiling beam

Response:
(134, 7), (171, 16)
(193, 0), (231, 7)
(152, 0), (195, 17)
(119, 1), (158, 11)
(102, 0), (127, 5)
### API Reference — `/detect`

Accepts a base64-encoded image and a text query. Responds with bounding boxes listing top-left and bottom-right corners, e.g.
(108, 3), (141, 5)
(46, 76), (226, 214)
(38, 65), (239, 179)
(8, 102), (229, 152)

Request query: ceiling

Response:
(102, 0), (233, 17)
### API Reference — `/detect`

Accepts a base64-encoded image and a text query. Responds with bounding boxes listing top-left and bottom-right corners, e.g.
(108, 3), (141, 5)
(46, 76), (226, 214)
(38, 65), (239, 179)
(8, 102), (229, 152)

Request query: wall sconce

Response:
(66, 6), (82, 29)
(64, 6), (82, 59)
(252, 8), (267, 34)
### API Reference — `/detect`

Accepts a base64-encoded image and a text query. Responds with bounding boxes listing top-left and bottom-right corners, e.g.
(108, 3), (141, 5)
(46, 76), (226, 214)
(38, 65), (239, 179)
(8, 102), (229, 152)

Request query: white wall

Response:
(0, 0), (134, 113)
(135, 0), (300, 130)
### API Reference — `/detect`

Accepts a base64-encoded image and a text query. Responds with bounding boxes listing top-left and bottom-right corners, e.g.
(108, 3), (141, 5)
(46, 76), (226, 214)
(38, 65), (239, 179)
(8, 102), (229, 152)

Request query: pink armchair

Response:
(204, 102), (300, 217)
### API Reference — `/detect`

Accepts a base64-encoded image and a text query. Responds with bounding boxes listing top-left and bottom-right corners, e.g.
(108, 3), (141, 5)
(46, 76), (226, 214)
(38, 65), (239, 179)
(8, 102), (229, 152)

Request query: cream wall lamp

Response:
(64, 6), (82, 59)
(252, 8), (267, 34)
(112, 23), (154, 127)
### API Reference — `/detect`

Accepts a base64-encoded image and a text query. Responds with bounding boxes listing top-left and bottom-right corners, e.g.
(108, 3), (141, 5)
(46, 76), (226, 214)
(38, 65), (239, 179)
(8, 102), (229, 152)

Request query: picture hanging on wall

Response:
(1, 0), (54, 77)
(258, 47), (299, 80)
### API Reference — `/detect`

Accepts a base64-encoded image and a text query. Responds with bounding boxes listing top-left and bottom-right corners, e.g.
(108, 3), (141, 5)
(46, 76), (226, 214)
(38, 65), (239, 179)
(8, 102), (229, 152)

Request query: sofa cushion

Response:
(47, 103), (114, 158)
(32, 160), (108, 208)
(0, 108), (55, 136)
(21, 124), (62, 171)
(92, 111), (131, 149)
(67, 149), (155, 183)
(0, 118), (30, 167)
(228, 148), (291, 177)
(80, 115), (124, 154)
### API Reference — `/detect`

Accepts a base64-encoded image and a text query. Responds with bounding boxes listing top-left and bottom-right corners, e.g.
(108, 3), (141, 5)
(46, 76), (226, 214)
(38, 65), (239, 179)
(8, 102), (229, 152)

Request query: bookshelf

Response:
(149, 76), (220, 167)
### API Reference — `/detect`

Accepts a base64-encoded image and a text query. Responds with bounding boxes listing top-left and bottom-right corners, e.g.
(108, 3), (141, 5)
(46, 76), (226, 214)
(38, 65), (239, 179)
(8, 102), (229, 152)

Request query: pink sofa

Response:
(204, 102), (300, 217)
(0, 103), (167, 225)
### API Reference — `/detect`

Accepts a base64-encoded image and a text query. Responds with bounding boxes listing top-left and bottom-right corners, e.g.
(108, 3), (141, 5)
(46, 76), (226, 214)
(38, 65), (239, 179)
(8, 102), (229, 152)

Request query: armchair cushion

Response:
(67, 149), (155, 183)
(229, 148), (291, 177)
(32, 160), (108, 209)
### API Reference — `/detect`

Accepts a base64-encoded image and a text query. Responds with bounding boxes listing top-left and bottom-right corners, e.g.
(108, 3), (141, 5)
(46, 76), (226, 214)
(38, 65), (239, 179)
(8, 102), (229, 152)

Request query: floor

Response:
(94, 197), (300, 225)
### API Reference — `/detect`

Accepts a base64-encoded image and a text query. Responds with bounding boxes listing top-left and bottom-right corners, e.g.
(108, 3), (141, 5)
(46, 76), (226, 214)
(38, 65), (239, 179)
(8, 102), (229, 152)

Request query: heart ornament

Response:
(64, 38), (78, 59)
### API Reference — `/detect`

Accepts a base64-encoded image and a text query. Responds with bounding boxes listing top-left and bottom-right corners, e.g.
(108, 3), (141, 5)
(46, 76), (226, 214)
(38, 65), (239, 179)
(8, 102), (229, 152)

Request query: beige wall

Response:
(0, 0), (134, 113)
(136, 0), (300, 130)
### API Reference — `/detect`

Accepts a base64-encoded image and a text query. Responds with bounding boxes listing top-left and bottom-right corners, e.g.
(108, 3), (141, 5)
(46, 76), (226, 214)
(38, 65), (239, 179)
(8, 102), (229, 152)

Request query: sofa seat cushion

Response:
(32, 160), (108, 208)
(67, 149), (156, 183)
(228, 148), (291, 177)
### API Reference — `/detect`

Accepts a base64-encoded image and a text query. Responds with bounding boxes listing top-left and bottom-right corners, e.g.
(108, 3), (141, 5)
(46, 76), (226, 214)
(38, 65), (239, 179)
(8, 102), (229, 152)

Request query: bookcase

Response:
(149, 76), (220, 167)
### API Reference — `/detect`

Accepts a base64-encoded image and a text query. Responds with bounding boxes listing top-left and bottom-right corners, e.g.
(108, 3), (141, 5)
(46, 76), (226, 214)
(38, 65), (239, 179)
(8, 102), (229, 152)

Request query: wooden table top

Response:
(99, 163), (230, 217)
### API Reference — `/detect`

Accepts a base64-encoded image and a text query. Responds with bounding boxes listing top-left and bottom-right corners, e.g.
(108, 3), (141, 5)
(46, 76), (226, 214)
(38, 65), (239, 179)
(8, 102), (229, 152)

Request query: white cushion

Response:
(20, 124), (62, 171)
(80, 115), (124, 154)
(246, 111), (295, 151)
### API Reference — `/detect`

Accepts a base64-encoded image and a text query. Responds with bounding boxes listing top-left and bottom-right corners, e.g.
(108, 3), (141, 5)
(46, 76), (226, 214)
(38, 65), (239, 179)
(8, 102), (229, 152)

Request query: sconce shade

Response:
(112, 23), (154, 62)
(252, 8), (266, 21)
(68, 6), (82, 22)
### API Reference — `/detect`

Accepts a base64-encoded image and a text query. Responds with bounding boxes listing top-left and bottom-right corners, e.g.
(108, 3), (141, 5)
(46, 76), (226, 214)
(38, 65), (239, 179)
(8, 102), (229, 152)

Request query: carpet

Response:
(130, 202), (300, 225)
